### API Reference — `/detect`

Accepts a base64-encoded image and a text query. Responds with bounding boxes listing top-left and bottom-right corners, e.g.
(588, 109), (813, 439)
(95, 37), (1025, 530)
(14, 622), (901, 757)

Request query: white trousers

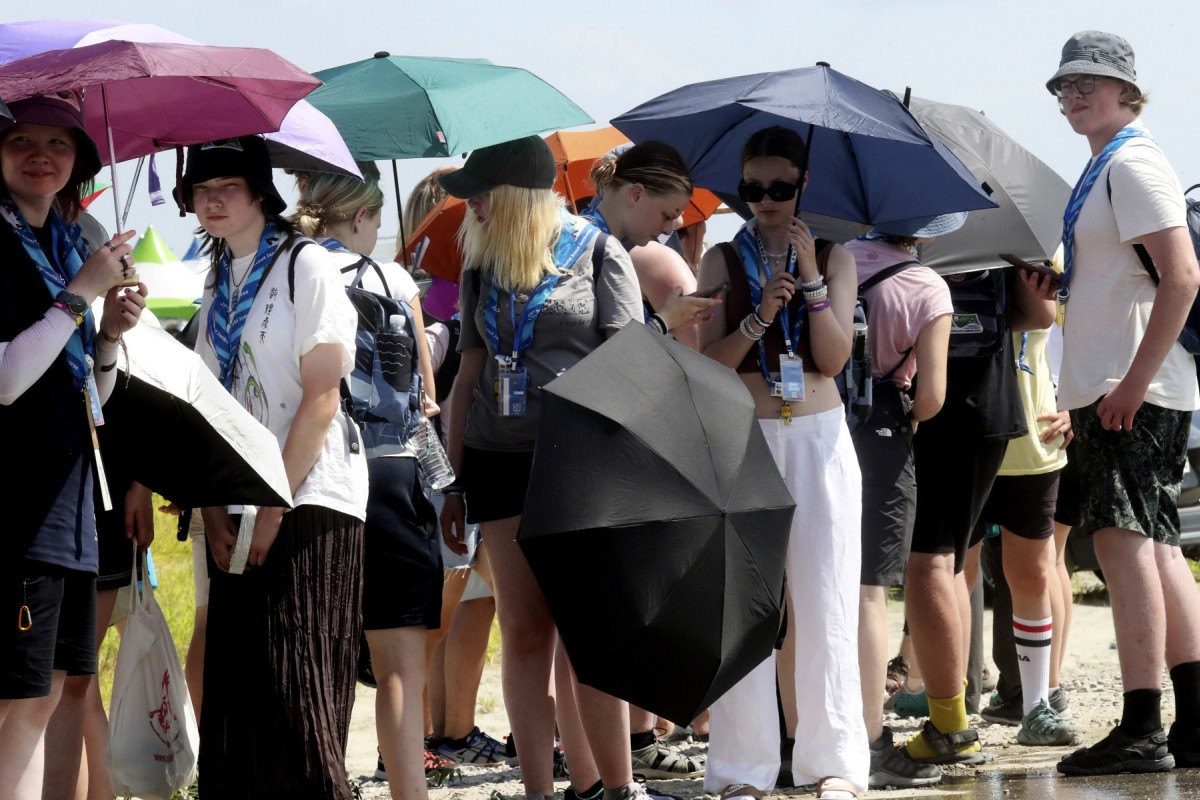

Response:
(706, 408), (868, 793)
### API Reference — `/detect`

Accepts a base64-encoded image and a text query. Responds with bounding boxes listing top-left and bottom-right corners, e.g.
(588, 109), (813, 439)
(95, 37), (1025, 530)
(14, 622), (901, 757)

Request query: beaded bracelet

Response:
(739, 315), (765, 341)
(799, 276), (825, 289)
(807, 297), (831, 312)
(802, 286), (829, 301)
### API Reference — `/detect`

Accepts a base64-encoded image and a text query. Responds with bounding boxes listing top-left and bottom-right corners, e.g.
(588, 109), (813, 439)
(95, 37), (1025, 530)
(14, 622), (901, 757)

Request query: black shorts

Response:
(980, 470), (1061, 540)
(462, 446), (534, 524)
(911, 414), (1008, 573)
(363, 457), (442, 630)
(1070, 399), (1191, 545)
(854, 395), (916, 586)
(0, 561), (97, 698)
(1053, 453), (1082, 528)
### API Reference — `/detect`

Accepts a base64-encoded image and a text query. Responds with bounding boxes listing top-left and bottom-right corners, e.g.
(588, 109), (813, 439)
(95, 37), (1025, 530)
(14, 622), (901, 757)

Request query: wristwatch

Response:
(54, 290), (88, 325)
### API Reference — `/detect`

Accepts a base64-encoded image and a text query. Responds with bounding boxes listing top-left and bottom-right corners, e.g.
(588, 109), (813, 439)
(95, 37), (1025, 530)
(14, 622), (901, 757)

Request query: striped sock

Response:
(1013, 615), (1053, 716)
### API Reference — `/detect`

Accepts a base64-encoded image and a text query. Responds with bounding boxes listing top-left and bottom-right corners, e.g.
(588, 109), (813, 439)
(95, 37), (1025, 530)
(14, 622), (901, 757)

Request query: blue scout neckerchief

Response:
(0, 197), (95, 390)
(319, 236), (350, 253)
(1059, 125), (1149, 303)
(484, 210), (599, 369)
(580, 197), (611, 235)
(207, 223), (284, 390)
(735, 219), (805, 413)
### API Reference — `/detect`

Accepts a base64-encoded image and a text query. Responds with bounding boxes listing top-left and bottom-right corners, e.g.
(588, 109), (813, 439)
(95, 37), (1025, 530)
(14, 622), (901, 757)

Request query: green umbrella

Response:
(309, 52), (591, 263)
(309, 52), (592, 160)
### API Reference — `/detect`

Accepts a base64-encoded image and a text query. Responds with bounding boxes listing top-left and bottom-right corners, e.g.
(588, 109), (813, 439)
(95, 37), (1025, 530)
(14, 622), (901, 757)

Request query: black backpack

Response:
(1109, 177), (1200, 354)
(942, 268), (1008, 359)
(839, 260), (918, 432)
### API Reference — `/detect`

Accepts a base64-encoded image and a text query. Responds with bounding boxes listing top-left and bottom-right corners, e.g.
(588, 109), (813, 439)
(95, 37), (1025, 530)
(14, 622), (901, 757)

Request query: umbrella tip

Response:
(374, 51), (390, 59)
(816, 61), (831, 67)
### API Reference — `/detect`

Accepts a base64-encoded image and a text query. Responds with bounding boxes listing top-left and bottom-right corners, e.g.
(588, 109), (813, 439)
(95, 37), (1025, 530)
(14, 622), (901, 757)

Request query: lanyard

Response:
(0, 198), (94, 389)
(207, 224), (283, 389)
(1059, 126), (1148, 303)
(483, 211), (598, 368)
(734, 222), (803, 386)
(580, 198), (611, 235)
(320, 236), (350, 253)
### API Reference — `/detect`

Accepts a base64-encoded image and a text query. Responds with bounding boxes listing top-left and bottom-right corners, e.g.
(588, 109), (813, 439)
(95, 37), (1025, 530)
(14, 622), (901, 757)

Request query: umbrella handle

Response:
(101, 85), (124, 236)
(392, 160), (408, 267)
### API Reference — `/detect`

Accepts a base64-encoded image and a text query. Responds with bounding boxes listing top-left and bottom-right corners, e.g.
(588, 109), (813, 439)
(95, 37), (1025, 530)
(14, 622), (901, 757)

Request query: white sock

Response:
(1013, 615), (1053, 716)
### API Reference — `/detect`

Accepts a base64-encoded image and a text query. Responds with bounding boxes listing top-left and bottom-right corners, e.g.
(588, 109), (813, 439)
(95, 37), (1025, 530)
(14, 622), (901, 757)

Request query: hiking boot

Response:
(437, 727), (507, 765)
(869, 727), (942, 788)
(981, 686), (1023, 726)
(1016, 700), (1081, 746)
(1057, 725), (1174, 776)
(631, 740), (705, 779)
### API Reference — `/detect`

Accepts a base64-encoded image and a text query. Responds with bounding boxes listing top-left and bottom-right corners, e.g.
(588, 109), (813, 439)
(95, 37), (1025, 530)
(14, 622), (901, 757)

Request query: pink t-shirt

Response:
(845, 239), (953, 389)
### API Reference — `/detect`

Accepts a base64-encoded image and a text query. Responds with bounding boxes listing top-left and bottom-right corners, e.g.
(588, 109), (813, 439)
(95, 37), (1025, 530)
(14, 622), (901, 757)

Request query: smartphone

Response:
(692, 282), (730, 299)
(999, 253), (1062, 285)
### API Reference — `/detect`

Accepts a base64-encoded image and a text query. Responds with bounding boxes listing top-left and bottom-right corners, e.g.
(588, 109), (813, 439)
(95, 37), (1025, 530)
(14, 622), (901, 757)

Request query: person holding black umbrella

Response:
(0, 90), (146, 796)
(695, 126), (866, 800)
(437, 136), (647, 800)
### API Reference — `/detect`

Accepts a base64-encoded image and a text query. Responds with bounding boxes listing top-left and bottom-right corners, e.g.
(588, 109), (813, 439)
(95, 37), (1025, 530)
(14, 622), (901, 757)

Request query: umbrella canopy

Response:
(612, 65), (997, 225)
(517, 323), (794, 723)
(0, 19), (359, 179)
(791, 95), (1072, 275)
(308, 52), (592, 160)
(102, 324), (292, 509)
(0, 39), (319, 164)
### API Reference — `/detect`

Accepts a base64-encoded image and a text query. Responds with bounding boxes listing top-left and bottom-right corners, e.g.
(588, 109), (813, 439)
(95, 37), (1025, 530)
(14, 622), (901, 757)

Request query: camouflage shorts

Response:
(1069, 399), (1190, 545)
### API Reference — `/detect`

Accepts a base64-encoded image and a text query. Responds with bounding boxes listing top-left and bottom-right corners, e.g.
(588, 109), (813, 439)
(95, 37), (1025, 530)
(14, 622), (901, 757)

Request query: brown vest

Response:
(720, 238), (833, 374)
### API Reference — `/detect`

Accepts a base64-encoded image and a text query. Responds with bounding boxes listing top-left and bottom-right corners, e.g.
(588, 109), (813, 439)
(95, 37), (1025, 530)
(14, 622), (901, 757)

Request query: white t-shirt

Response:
(1057, 124), (1200, 413)
(195, 238), (369, 520)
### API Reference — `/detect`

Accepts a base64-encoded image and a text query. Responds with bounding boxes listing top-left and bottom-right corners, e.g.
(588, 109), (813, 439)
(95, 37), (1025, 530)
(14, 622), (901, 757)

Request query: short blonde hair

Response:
(404, 166), (457, 234)
(458, 184), (563, 292)
(293, 163), (384, 238)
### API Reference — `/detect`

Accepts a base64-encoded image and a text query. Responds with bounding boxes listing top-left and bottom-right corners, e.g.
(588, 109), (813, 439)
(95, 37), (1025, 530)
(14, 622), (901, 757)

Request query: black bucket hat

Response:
(3, 90), (102, 178)
(179, 136), (286, 216)
(439, 135), (556, 199)
(1046, 31), (1139, 95)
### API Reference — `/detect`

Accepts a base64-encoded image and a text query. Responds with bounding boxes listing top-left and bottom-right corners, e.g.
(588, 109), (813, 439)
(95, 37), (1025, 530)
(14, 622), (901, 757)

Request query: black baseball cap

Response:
(438, 136), (556, 199)
(179, 136), (286, 216)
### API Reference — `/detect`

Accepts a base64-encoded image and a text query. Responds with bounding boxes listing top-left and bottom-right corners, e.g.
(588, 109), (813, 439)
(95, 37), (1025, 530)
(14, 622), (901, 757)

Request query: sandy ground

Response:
(346, 585), (1149, 799)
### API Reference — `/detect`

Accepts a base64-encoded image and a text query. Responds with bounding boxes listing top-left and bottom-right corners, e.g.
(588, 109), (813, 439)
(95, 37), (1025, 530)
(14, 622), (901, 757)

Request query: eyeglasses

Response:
(737, 180), (800, 204)
(1050, 75), (1103, 98)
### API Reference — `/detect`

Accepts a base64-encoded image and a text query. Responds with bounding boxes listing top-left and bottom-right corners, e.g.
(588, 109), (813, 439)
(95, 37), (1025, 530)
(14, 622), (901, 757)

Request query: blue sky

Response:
(5, 2), (1198, 256)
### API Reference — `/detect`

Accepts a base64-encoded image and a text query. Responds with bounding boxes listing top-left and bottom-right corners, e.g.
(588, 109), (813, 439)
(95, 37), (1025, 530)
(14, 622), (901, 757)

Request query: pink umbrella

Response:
(0, 20), (361, 179)
(0, 39), (320, 234)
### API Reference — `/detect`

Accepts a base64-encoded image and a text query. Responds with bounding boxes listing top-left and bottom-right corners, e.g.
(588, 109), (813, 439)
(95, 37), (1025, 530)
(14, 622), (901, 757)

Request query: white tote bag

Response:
(105, 549), (199, 799)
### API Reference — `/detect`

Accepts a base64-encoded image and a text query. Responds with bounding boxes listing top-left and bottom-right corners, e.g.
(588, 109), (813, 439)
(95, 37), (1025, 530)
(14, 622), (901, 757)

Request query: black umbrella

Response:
(517, 323), (795, 724)
(100, 324), (293, 509)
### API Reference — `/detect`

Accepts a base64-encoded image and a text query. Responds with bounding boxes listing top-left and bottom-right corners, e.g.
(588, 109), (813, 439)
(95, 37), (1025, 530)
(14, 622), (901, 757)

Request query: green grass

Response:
(97, 500), (196, 706)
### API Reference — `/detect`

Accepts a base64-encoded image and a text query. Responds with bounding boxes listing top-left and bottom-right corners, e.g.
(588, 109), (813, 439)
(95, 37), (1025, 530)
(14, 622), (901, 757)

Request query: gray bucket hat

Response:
(1046, 31), (1139, 95)
(871, 211), (967, 239)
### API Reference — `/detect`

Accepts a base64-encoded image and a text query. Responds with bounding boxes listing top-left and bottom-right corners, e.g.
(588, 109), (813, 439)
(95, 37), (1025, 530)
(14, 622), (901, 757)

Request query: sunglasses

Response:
(1050, 75), (1105, 98)
(737, 180), (800, 204)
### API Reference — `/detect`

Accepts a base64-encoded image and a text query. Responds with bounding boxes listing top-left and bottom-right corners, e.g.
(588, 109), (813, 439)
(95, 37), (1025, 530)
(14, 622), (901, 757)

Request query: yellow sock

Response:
(904, 691), (979, 760)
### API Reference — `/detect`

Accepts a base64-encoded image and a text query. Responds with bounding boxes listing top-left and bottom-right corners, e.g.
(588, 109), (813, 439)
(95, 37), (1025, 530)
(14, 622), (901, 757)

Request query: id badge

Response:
(779, 356), (806, 401)
(498, 368), (529, 417)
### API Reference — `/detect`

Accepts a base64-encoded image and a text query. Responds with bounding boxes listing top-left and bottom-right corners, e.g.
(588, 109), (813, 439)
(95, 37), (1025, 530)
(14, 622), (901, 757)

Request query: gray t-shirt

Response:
(459, 232), (641, 451)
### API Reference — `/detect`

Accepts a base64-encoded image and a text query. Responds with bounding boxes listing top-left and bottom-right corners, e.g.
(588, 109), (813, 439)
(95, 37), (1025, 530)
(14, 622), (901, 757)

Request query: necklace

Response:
(228, 256), (252, 313)
(755, 231), (788, 259)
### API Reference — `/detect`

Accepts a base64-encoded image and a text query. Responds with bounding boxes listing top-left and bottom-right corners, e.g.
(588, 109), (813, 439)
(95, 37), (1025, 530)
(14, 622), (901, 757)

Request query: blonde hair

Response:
(458, 184), (564, 292)
(293, 162), (384, 238)
(404, 166), (457, 234)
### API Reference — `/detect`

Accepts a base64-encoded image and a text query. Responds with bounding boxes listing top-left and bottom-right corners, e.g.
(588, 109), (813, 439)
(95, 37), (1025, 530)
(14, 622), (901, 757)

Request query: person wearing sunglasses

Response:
(696, 126), (866, 800)
(1038, 31), (1200, 778)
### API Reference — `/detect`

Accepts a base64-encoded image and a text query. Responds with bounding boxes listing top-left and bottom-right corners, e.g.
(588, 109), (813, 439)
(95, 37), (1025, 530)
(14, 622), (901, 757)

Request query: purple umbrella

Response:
(0, 20), (361, 179)
(0, 39), (320, 232)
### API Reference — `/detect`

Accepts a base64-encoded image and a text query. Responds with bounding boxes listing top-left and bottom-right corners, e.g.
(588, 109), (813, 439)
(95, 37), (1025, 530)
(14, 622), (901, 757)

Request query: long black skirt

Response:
(199, 505), (364, 800)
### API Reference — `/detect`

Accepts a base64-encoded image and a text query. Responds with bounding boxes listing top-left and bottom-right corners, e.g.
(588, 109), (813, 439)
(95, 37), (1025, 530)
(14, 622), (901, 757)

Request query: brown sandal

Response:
(816, 776), (859, 800)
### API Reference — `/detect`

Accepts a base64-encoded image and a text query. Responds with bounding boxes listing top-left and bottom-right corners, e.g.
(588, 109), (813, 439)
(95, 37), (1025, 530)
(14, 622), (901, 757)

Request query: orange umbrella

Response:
(401, 127), (722, 280)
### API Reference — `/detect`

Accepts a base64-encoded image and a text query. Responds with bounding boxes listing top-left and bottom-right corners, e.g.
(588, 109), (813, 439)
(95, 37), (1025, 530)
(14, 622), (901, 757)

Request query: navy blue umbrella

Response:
(611, 65), (997, 225)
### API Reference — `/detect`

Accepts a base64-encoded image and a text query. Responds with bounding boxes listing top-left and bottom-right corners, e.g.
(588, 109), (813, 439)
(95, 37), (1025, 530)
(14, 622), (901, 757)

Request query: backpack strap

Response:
(859, 260), (919, 292)
(341, 255), (394, 298)
(282, 238), (315, 302)
(592, 232), (610, 282)
(1106, 172), (1159, 283)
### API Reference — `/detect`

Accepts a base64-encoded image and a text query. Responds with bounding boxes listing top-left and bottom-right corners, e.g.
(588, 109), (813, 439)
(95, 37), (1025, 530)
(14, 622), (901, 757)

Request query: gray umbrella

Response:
(797, 93), (1070, 276)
